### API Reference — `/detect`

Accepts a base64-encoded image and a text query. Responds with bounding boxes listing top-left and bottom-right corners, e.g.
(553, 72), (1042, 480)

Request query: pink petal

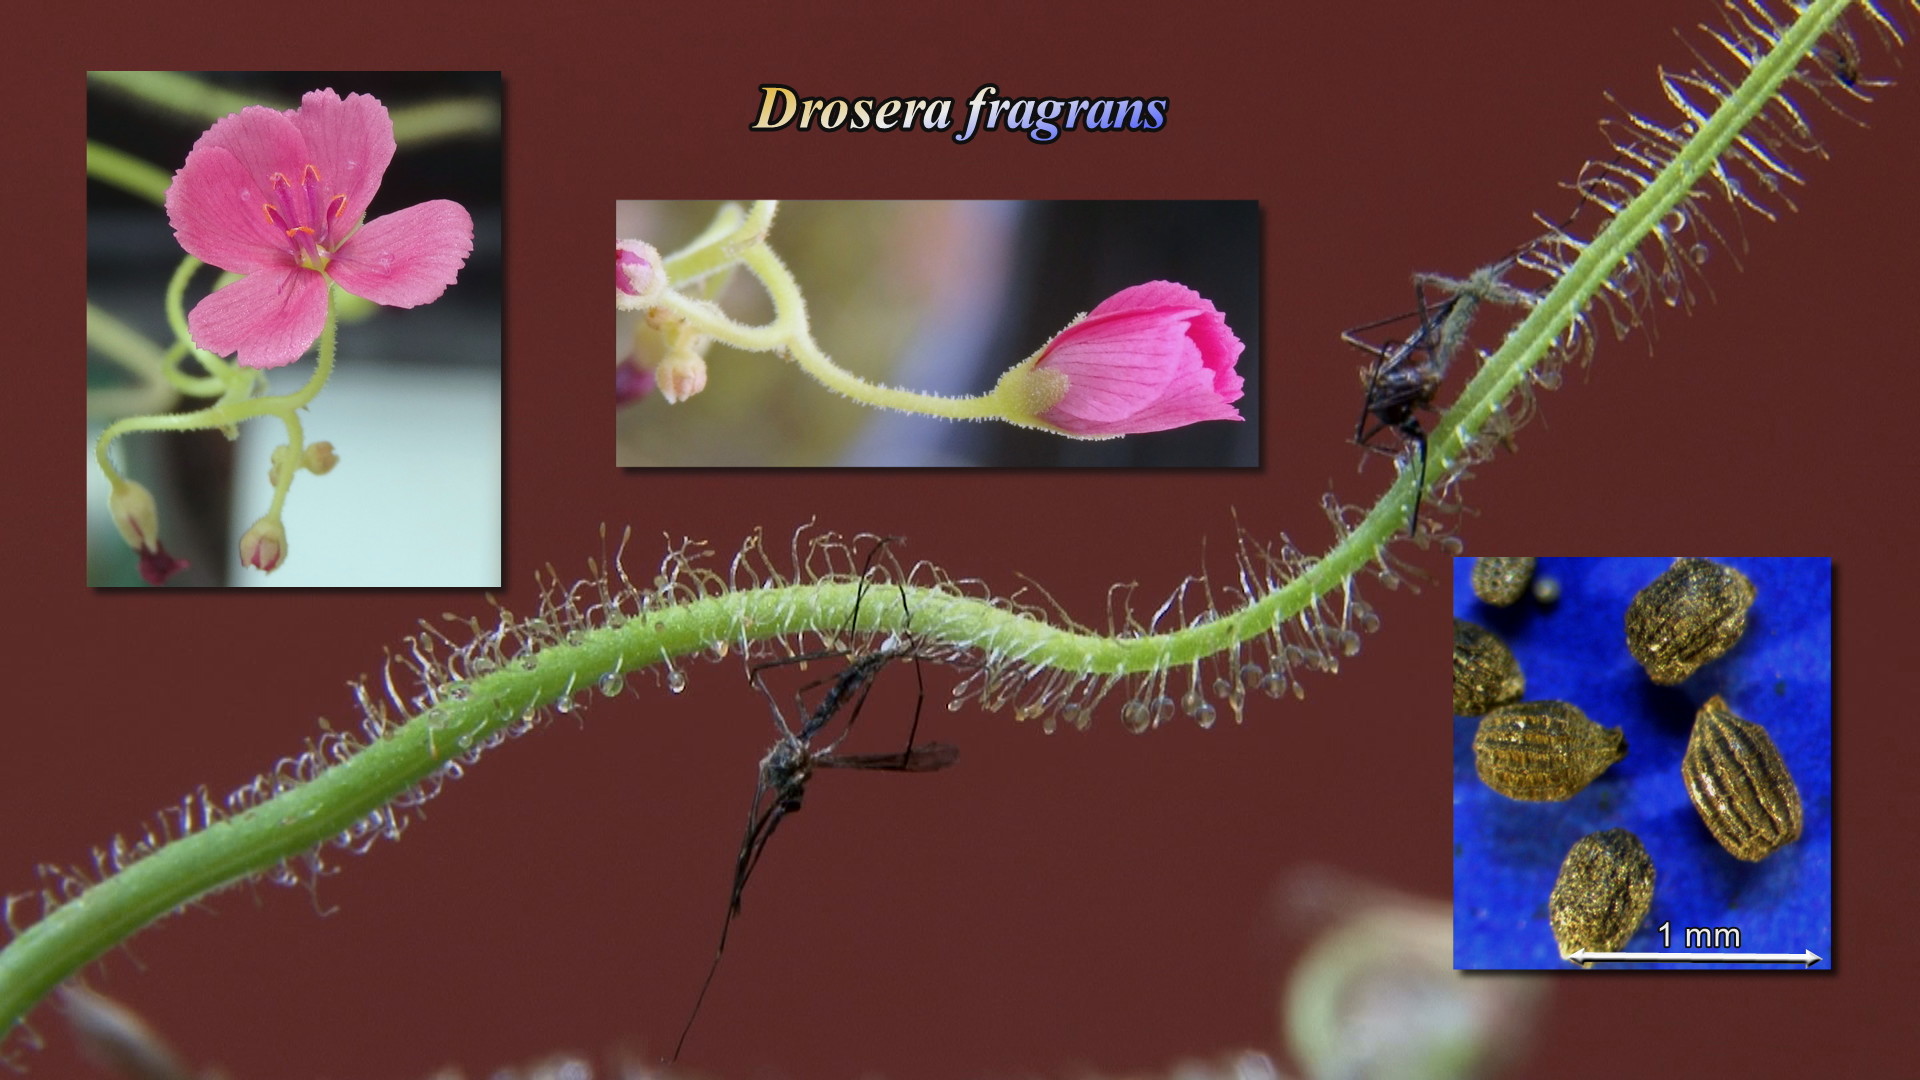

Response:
(1035, 281), (1246, 437)
(1039, 313), (1197, 420)
(166, 109), (309, 273)
(1088, 280), (1207, 319)
(1091, 282), (1245, 391)
(327, 201), (474, 308)
(178, 104), (310, 200)
(286, 90), (396, 234)
(187, 267), (332, 369)
(138, 543), (190, 586)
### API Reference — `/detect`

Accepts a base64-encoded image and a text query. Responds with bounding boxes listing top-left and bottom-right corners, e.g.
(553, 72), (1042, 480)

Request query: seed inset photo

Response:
(1451, 557), (1831, 970)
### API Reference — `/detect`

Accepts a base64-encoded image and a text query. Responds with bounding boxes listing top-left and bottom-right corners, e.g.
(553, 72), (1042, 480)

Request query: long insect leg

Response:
(732, 795), (795, 915)
(750, 661), (801, 742)
(675, 785), (790, 1063)
(899, 651), (926, 762)
(1403, 424), (1429, 538)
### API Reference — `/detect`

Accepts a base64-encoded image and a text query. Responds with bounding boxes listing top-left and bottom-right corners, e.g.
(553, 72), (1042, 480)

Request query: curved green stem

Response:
(84, 306), (179, 422)
(281, 287), (340, 413)
(85, 141), (171, 205)
(1424, 0), (1855, 495)
(161, 257), (233, 381)
(651, 212), (1026, 424)
(89, 72), (499, 146)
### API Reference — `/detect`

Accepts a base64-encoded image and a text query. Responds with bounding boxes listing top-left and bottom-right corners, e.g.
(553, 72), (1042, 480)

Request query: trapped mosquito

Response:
(1343, 174), (1615, 535)
(672, 538), (959, 1061)
(1345, 260), (1527, 535)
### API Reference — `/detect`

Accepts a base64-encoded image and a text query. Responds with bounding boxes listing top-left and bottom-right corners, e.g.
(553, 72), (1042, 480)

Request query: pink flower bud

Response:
(655, 351), (708, 404)
(108, 483), (191, 584)
(107, 480), (161, 552)
(616, 354), (656, 407)
(1019, 281), (1245, 437)
(616, 240), (665, 308)
(239, 517), (288, 574)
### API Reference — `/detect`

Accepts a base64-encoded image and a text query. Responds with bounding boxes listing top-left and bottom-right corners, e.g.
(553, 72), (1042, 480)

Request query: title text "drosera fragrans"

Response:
(748, 84), (1169, 144)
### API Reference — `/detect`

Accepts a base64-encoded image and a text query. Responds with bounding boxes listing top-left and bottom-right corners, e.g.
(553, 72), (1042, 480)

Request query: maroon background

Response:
(12, 0), (1920, 1076)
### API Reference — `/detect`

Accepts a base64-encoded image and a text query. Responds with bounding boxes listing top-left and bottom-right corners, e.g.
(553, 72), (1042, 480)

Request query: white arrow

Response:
(1568, 949), (1822, 967)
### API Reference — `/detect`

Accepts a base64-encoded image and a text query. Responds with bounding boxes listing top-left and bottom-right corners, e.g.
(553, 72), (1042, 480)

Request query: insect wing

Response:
(816, 741), (959, 772)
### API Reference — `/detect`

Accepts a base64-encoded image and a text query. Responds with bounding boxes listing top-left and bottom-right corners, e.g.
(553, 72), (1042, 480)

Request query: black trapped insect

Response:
(1345, 259), (1532, 535)
(1344, 173), (1614, 536)
(672, 538), (958, 1062)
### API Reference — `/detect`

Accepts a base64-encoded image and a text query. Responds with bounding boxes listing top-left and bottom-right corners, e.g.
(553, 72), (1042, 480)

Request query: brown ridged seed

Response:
(1473, 700), (1626, 801)
(1453, 619), (1525, 716)
(1624, 557), (1756, 685)
(1549, 829), (1655, 964)
(1472, 557), (1537, 606)
(1683, 696), (1803, 861)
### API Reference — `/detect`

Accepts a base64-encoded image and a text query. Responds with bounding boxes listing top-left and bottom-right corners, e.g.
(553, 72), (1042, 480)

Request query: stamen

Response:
(258, 165), (346, 267)
(300, 165), (325, 236)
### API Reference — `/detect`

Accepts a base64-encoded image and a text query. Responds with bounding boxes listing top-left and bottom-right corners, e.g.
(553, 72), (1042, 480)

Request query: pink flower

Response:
(1026, 281), (1245, 437)
(165, 89), (474, 369)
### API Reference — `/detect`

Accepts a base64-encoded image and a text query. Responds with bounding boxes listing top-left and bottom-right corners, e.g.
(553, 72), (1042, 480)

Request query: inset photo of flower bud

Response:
(615, 200), (1259, 467)
(87, 71), (502, 586)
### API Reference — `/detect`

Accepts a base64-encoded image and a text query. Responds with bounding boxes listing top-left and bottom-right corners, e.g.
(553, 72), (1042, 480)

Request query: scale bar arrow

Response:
(1568, 949), (1822, 967)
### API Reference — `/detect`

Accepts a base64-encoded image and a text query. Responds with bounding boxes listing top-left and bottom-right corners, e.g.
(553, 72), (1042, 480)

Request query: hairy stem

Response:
(1426, 0), (1859, 495)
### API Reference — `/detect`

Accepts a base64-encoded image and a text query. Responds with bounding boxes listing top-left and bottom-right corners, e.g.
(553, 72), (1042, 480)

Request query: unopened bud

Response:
(616, 355), (656, 407)
(107, 480), (160, 552)
(616, 239), (666, 309)
(655, 351), (709, 404)
(304, 441), (339, 475)
(239, 516), (288, 574)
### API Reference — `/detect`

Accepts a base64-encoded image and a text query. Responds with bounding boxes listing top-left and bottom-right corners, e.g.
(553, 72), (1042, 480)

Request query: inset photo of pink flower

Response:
(87, 72), (501, 587)
(616, 201), (1259, 468)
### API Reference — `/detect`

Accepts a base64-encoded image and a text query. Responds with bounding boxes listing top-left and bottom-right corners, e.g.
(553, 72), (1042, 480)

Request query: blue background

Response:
(1452, 557), (1831, 970)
